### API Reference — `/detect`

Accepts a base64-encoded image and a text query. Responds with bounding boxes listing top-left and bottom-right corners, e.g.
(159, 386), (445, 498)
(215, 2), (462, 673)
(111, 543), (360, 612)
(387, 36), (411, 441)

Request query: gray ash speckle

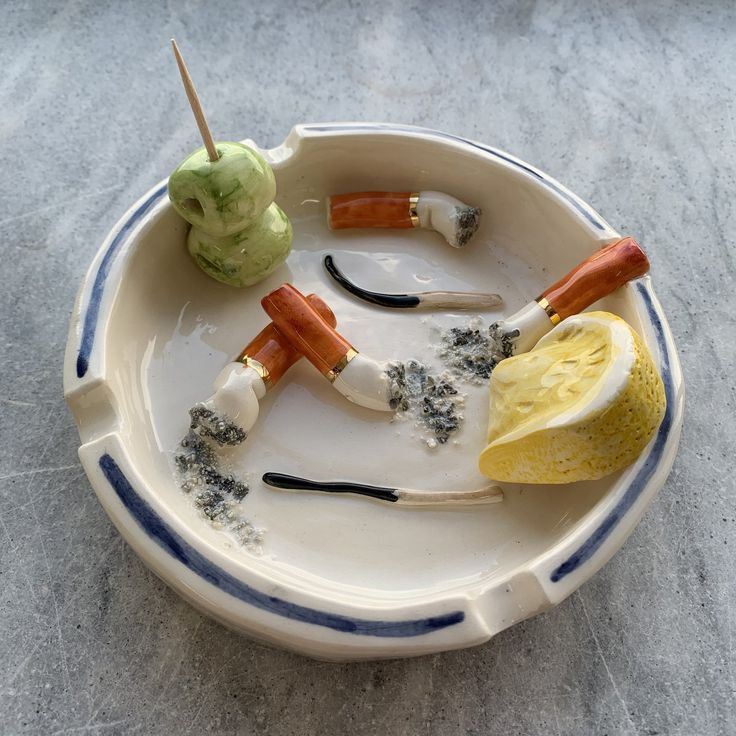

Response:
(229, 518), (264, 547)
(194, 488), (229, 520)
(175, 430), (216, 472)
(488, 322), (518, 369)
(189, 405), (247, 446)
(452, 206), (481, 247)
(175, 423), (263, 551)
(176, 430), (249, 501)
(440, 325), (494, 381)
(439, 318), (517, 381)
(386, 360), (464, 446)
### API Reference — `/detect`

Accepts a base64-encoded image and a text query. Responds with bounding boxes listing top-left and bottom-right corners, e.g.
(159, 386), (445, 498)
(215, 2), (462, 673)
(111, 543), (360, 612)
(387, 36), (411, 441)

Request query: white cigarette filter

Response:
(189, 362), (266, 445)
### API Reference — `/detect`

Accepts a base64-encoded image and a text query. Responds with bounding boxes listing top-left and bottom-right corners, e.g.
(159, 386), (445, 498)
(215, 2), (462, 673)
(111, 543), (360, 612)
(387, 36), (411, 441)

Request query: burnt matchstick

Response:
(324, 255), (503, 311)
(262, 472), (503, 506)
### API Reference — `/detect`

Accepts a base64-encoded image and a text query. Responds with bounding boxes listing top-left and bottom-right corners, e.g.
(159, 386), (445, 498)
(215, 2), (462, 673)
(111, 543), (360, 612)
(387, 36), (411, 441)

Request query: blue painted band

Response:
(76, 183), (168, 378)
(303, 124), (607, 230)
(549, 283), (674, 582)
(98, 453), (464, 637)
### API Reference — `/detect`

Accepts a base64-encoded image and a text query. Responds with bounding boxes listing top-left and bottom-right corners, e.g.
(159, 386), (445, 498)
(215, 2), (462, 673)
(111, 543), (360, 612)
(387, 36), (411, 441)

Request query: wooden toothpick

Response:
(170, 38), (219, 162)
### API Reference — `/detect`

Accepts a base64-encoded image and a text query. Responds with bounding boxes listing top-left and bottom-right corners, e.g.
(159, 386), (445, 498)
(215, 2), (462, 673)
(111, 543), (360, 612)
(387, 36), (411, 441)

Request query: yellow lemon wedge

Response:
(478, 311), (665, 484)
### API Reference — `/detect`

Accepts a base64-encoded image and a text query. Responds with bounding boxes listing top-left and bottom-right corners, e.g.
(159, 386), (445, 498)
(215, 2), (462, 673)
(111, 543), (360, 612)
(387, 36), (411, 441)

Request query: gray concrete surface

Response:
(1, 1), (734, 734)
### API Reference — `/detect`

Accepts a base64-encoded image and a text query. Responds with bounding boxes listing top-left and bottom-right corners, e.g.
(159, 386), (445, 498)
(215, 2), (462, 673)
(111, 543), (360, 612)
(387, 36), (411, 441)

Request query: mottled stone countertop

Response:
(1, 1), (734, 734)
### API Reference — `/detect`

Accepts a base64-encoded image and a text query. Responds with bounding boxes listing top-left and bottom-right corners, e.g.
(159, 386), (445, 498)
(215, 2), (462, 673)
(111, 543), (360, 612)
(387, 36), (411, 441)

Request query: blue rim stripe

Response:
(303, 124), (607, 231)
(549, 283), (675, 582)
(98, 453), (464, 637)
(76, 183), (168, 378)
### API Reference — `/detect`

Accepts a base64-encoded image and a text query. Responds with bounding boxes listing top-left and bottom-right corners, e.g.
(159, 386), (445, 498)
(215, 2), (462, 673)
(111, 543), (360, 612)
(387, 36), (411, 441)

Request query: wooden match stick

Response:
(170, 38), (219, 162)
(324, 255), (503, 311)
(262, 472), (504, 506)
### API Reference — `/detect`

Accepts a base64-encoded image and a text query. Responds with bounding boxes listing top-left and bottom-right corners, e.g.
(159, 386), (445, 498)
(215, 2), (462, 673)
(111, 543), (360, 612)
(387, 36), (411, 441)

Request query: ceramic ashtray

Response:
(64, 124), (683, 660)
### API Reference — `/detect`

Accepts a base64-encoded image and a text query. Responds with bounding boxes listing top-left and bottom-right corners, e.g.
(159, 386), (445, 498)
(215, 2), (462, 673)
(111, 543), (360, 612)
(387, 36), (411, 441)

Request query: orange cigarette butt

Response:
(261, 284), (354, 377)
(539, 237), (650, 322)
(329, 191), (415, 230)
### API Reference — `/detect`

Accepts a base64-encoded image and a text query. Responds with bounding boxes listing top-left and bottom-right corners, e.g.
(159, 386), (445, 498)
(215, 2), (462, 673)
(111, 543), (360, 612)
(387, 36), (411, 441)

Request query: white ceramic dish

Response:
(63, 124), (684, 660)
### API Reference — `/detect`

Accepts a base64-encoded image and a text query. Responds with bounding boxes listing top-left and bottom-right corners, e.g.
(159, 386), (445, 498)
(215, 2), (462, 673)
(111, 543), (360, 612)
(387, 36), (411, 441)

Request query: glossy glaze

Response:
(64, 125), (683, 660)
(98, 200), (629, 591)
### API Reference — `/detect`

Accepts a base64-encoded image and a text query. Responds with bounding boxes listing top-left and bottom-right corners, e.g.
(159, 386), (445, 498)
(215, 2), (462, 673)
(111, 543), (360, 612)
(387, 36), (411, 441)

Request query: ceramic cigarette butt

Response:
(236, 294), (336, 387)
(536, 236), (649, 323)
(489, 237), (651, 366)
(327, 191), (481, 247)
(261, 284), (355, 379)
(191, 294), (337, 445)
(261, 284), (394, 412)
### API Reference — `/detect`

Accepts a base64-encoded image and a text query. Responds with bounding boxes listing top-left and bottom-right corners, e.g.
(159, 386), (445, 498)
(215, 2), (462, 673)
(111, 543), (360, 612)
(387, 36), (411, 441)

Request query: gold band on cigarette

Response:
(236, 354), (273, 389)
(409, 193), (420, 227)
(326, 348), (358, 383)
(535, 297), (561, 326)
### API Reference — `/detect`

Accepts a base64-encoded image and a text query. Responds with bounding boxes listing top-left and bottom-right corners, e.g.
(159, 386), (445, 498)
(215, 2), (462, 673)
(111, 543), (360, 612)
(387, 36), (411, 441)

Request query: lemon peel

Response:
(479, 312), (665, 484)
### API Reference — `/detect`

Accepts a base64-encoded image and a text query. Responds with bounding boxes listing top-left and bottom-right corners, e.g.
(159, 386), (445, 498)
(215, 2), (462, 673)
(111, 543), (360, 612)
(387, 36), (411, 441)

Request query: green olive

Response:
(187, 202), (293, 287)
(168, 142), (276, 237)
